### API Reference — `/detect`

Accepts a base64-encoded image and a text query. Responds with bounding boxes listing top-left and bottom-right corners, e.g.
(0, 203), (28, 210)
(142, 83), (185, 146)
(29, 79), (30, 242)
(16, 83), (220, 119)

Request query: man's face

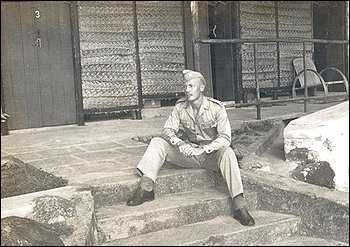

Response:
(185, 78), (205, 102)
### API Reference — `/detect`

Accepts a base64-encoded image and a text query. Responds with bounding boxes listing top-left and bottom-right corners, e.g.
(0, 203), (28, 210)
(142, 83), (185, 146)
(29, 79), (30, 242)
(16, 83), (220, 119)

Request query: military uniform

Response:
(137, 96), (244, 200)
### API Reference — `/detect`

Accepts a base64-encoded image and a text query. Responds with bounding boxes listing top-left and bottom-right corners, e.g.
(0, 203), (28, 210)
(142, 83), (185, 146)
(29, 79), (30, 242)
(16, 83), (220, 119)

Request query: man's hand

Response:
(191, 147), (205, 156)
(179, 143), (205, 157)
(178, 143), (195, 157)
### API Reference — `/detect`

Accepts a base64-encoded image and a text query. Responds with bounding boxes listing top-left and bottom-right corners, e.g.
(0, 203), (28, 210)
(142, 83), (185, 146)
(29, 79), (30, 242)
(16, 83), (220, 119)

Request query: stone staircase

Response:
(91, 167), (347, 246)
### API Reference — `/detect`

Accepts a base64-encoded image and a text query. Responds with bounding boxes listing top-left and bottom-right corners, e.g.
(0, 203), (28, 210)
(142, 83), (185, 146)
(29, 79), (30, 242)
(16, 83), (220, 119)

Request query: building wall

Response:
(77, 1), (315, 113)
(239, 1), (313, 92)
(77, 1), (139, 112)
(240, 1), (278, 90)
(136, 1), (186, 98)
(278, 1), (313, 87)
(77, 1), (186, 115)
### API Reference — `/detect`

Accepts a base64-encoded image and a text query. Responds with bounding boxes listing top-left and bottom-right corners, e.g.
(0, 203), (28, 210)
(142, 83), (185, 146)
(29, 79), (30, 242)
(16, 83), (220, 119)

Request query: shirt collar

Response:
(184, 96), (209, 120)
(184, 96), (209, 109)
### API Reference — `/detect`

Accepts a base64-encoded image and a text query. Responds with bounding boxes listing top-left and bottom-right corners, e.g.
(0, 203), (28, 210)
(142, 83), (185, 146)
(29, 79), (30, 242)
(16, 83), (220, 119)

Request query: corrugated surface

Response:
(136, 1), (185, 98)
(278, 1), (313, 87)
(240, 1), (278, 89)
(239, 1), (313, 90)
(78, 1), (139, 111)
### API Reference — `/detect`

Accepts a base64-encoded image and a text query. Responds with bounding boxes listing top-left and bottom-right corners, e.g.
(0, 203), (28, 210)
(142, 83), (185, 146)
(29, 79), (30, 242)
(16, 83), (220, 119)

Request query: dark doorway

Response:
(208, 1), (239, 102)
(1, 1), (77, 130)
(313, 1), (348, 90)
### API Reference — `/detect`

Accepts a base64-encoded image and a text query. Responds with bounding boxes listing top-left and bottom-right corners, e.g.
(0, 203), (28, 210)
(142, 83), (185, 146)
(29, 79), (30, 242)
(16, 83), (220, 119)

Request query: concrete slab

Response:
(241, 169), (349, 243)
(103, 211), (300, 246)
(96, 187), (258, 244)
(268, 236), (348, 246)
(91, 168), (218, 209)
(284, 101), (349, 192)
(1, 186), (96, 246)
(1, 98), (347, 245)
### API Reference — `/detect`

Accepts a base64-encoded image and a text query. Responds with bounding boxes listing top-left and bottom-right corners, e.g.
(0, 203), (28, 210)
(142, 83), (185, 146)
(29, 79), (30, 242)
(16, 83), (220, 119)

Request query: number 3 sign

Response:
(34, 10), (40, 19)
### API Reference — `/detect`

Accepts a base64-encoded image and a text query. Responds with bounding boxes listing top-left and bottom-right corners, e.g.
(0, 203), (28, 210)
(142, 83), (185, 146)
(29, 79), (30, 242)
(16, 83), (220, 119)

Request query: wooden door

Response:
(1, 1), (76, 130)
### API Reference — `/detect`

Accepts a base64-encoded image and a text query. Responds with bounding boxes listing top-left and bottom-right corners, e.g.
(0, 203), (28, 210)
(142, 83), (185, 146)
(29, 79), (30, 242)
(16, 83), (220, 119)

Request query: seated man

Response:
(127, 69), (255, 226)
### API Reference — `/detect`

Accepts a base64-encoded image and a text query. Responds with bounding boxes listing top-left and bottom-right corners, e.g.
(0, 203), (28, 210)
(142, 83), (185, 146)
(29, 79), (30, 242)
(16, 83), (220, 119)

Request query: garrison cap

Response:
(183, 69), (206, 86)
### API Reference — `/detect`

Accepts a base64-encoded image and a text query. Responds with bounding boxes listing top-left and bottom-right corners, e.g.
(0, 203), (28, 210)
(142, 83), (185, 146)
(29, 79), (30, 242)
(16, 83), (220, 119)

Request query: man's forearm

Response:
(161, 128), (185, 147)
(202, 136), (231, 154)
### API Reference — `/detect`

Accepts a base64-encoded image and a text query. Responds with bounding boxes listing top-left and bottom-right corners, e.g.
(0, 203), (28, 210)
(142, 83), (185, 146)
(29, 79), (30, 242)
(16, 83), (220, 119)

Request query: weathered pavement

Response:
(1, 100), (342, 164)
(1, 99), (348, 246)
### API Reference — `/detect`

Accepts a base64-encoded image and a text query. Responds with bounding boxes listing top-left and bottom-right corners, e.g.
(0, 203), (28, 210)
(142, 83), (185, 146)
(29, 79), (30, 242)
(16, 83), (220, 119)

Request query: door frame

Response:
(207, 1), (241, 102)
(69, 1), (84, 126)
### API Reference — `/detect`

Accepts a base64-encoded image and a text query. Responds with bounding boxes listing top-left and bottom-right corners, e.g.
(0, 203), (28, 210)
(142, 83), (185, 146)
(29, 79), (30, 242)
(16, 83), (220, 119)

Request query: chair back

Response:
(292, 57), (322, 88)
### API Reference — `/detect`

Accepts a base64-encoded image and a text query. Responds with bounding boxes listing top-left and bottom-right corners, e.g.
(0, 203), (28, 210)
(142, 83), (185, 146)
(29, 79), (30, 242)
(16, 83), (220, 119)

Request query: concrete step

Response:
(266, 236), (349, 246)
(95, 187), (258, 244)
(102, 210), (300, 246)
(91, 168), (220, 208)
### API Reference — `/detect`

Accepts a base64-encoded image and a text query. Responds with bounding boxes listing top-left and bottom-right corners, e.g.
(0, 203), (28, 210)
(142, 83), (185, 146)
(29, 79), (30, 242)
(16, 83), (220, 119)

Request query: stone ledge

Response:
(241, 170), (349, 243)
(104, 211), (300, 246)
(91, 168), (217, 208)
(132, 118), (285, 164)
(1, 186), (96, 246)
(284, 101), (349, 192)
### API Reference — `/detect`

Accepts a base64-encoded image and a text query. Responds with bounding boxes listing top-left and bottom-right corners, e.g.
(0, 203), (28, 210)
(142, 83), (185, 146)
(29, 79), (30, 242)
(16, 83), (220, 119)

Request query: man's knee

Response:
(217, 146), (236, 159)
(216, 147), (239, 166)
(149, 136), (168, 147)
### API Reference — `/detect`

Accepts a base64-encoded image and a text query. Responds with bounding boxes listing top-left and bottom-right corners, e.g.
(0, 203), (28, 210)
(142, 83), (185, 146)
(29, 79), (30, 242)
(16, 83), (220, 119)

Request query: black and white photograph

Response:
(1, 1), (349, 246)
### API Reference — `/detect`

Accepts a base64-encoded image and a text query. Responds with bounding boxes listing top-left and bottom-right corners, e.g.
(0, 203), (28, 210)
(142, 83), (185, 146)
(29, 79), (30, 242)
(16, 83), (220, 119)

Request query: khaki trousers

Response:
(137, 137), (244, 198)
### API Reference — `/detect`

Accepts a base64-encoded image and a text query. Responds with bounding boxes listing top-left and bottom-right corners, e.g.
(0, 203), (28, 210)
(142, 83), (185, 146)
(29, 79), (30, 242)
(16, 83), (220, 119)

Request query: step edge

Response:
(104, 211), (301, 246)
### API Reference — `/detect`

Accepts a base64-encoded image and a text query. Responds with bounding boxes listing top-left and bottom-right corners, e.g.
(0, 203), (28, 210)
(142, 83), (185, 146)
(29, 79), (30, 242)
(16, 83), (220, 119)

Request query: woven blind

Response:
(239, 1), (313, 90)
(278, 1), (313, 87)
(78, 1), (138, 111)
(240, 1), (278, 89)
(136, 1), (185, 98)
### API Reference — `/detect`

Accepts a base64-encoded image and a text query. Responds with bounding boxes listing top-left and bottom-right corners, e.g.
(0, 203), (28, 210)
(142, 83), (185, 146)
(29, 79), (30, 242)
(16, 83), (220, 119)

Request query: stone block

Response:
(241, 170), (349, 243)
(1, 186), (96, 246)
(290, 161), (335, 189)
(104, 211), (300, 246)
(92, 169), (217, 208)
(1, 156), (67, 198)
(284, 101), (349, 192)
(1, 216), (64, 246)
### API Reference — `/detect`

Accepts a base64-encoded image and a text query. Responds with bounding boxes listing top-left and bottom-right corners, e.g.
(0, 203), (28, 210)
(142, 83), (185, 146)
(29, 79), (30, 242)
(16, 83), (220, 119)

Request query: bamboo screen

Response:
(78, 1), (139, 112)
(136, 1), (185, 98)
(278, 1), (313, 87)
(240, 1), (278, 90)
(239, 1), (313, 90)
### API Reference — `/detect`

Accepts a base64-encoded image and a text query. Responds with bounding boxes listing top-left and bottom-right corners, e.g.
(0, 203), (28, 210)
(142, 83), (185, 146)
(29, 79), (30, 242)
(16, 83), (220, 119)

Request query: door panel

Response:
(2, 3), (28, 129)
(208, 2), (235, 101)
(314, 1), (347, 83)
(20, 2), (42, 128)
(1, 1), (76, 130)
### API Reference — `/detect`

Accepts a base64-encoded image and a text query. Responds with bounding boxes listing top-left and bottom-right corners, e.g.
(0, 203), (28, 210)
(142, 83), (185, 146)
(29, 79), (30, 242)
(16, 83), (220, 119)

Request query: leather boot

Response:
(126, 186), (154, 206)
(233, 207), (255, 226)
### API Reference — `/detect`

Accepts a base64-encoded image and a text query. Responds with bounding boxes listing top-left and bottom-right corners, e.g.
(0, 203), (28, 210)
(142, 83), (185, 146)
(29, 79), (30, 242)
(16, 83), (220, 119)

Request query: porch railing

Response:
(196, 37), (349, 119)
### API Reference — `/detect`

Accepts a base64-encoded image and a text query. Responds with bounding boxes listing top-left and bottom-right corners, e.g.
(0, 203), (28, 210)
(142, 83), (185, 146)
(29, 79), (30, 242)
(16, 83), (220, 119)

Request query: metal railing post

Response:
(253, 43), (261, 119)
(303, 42), (308, 113)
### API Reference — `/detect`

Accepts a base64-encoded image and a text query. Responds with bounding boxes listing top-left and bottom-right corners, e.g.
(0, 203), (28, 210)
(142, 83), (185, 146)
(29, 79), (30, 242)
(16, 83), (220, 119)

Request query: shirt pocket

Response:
(181, 119), (195, 130)
(199, 119), (217, 129)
